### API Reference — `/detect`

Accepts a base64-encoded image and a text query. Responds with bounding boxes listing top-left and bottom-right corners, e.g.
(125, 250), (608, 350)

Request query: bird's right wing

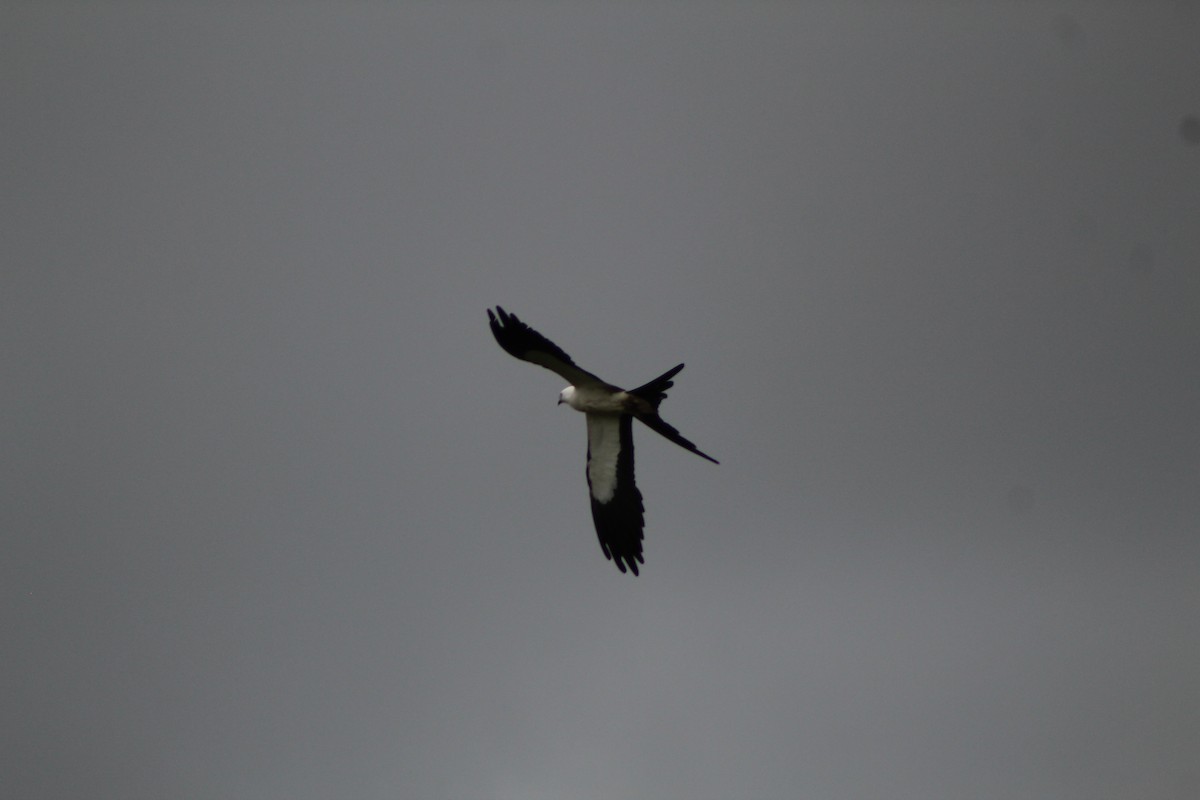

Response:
(488, 306), (607, 388)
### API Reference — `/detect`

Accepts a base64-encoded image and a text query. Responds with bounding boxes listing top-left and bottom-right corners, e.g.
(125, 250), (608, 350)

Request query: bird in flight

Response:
(487, 306), (718, 575)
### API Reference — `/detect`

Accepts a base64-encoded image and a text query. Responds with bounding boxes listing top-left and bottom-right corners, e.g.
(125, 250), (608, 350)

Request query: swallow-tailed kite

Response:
(488, 306), (717, 575)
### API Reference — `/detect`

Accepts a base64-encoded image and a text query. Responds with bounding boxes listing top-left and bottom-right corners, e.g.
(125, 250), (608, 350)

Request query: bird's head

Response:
(558, 386), (575, 406)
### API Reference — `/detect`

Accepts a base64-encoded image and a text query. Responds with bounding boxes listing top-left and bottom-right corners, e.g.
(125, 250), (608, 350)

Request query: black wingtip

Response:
(600, 544), (641, 575)
(608, 553), (642, 576)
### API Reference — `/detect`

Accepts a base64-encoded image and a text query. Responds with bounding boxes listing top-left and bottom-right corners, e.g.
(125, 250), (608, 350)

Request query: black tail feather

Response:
(630, 363), (685, 409)
(636, 411), (720, 464)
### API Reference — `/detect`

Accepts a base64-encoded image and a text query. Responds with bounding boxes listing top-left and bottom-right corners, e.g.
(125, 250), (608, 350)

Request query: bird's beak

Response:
(557, 398), (564, 405)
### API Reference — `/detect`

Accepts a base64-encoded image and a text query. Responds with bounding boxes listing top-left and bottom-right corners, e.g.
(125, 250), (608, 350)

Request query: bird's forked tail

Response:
(630, 363), (685, 409)
(629, 363), (718, 464)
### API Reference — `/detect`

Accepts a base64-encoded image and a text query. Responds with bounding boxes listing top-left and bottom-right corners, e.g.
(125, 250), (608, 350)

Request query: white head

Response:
(558, 386), (575, 406)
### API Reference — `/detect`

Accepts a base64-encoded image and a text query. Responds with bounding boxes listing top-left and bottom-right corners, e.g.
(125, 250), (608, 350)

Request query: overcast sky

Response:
(5, 3), (1199, 798)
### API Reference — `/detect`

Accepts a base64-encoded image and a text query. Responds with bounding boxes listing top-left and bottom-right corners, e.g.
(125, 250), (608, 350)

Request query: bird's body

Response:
(560, 385), (653, 415)
(487, 306), (717, 575)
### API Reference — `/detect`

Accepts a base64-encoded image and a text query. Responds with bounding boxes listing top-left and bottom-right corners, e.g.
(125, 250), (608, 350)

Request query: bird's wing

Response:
(586, 413), (644, 575)
(633, 411), (720, 464)
(488, 306), (608, 388)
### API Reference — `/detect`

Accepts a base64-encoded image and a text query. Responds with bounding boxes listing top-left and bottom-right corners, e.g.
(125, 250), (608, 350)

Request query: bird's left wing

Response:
(586, 413), (645, 575)
(488, 306), (607, 388)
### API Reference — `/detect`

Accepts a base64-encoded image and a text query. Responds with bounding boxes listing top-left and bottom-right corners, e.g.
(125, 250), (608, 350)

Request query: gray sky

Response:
(5, 2), (1199, 798)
